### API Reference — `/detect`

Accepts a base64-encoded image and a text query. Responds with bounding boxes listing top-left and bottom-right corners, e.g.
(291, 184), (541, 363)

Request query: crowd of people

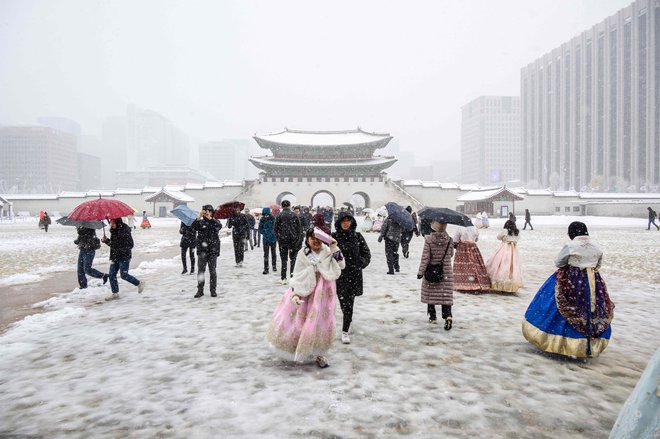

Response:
(62, 202), (624, 370)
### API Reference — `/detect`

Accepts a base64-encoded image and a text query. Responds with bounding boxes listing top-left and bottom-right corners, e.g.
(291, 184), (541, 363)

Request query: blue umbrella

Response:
(384, 202), (415, 231)
(171, 205), (198, 226)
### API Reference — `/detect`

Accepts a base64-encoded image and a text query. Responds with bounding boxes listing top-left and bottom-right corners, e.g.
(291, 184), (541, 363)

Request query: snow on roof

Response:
(402, 180), (423, 186)
(0, 195), (10, 203)
(249, 156), (396, 168)
(142, 187), (162, 193)
(185, 183), (205, 190)
(3, 194), (58, 200)
(439, 183), (460, 189)
(58, 191), (88, 198)
(552, 190), (580, 197)
(144, 189), (194, 203)
(524, 189), (554, 196)
(254, 128), (391, 147)
(163, 185), (185, 192)
(114, 188), (144, 195)
(421, 181), (442, 188)
(457, 186), (525, 202)
(85, 190), (115, 197)
(579, 192), (660, 200)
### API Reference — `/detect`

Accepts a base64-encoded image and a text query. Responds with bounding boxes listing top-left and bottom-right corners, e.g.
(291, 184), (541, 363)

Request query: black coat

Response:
(75, 227), (100, 251)
(228, 214), (250, 238)
(193, 217), (222, 256)
(105, 222), (134, 262)
(274, 208), (302, 248)
(332, 212), (371, 297)
(179, 222), (196, 248)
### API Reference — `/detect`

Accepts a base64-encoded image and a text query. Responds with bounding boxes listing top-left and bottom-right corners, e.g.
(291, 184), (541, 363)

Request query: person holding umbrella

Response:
(400, 206), (420, 258)
(74, 225), (108, 289)
(416, 220), (455, 330)
(102, 217), (144, 300)
(192, 204), (222, 298)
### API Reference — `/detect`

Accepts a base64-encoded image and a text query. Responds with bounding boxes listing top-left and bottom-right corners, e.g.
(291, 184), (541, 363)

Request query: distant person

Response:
(486, 220), (523, 293)
(140, 211), (151, 229)
(179, 221), (196, 275)
(74, 226), (108, 289)
(102, 218), (144, 301)
(523, 209), (533, 230)
(508, 211), (516, 223)
(41, 212), (51, 232)
(258, 207), (277, 275)
(481, 211), (490, 228)
(192, 204), (222, 298)
(647, 206), (659, 231)
(251, 210), (261, 248)
(227, 207), (250, 266)
(400, 206), (420, 258)
(378, 216), (402, 274)
(274, 200), (303, 285)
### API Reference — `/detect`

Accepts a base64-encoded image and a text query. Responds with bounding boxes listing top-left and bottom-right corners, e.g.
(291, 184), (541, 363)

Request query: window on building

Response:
(335, 178), (340, 182)
(307, 177), (312, 182)
(297, 177), (303, 182)
(573, 206), (581, 212)
(344, 177), (349, 182)
(555, 206), (561, 213)
(565, 206), (570, 212)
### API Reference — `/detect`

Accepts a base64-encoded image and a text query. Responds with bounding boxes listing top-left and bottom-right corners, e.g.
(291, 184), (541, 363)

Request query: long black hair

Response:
(503, 219), (519, 236)
(303, 229), (316, 255)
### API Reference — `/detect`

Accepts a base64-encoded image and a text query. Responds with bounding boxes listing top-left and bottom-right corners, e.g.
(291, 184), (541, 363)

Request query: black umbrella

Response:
(384, 202), (415, 231)
(56, 215), (105, 229)
(417, 207), (473, 227)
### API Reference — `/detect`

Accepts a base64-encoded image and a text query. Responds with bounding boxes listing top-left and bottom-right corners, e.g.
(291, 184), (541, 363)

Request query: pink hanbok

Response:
(485, 231), (523, 293)
(267, 244), (345, 362)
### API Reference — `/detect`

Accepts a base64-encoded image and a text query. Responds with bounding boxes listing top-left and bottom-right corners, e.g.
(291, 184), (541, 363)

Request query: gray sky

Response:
(0, 0), (633, 164)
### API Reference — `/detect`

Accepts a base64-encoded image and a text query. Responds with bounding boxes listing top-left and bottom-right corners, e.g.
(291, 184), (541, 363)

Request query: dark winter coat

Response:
(259, 208), (277, 244)
(179, 222), (196, 248)
(312, 213), (331, 235)
(379, 218), (402, 243)
(105, 222), (134, 262)
(274, 207), (302, 249)
(417, 231), (454, 305)
(525, 210), (531, 221)
(332, 212), (371, 297)
(648, 208), (657, 220)
(228, 213), (250, 238)
(193, 217), (222, 256)
(301, 212), (312, 231)
(246, 214), (256, 229)
(75, 227), (101, 251)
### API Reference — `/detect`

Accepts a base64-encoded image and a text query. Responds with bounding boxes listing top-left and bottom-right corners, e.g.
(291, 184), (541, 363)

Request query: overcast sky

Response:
(0, 0), (633, 163)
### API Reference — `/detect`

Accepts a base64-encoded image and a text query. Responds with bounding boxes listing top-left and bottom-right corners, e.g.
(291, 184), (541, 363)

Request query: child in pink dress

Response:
(267, 229), (345, 368)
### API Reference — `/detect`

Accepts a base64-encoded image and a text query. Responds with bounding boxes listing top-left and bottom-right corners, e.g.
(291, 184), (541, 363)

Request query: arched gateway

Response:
(247, 128), (398, 209)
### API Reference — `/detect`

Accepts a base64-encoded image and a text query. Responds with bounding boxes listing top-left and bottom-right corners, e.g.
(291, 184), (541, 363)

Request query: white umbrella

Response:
(362, 208), (375, 214)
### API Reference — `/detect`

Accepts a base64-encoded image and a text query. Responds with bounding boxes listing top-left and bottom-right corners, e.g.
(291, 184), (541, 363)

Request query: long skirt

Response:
(485, 241), (523, 293)
(267, 277), (336, 362)
(453, 241), (491, 292)
(522, 266), (614, 358)
(140, 218), (151, 229)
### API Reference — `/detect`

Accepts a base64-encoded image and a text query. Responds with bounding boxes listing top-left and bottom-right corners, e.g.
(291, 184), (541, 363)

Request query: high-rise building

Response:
(200, 139), (254, 180)
(521, 0), (659, 191)
(0, 126), (78, 192)
(461, 96), (521, 185)
(101, 116), (128, 189)
(77, 152), (102, 191)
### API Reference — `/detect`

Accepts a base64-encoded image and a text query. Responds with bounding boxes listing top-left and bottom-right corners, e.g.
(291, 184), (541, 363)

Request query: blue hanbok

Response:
(522, 231), (614, 358)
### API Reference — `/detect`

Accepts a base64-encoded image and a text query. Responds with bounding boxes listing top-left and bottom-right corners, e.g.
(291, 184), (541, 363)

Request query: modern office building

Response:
(199, 139), (254, 180)
(461, 96), (522, 185)
(0, 126), (78, 192)
(77, 152), (102, 191)
(521, 0), (659, 191)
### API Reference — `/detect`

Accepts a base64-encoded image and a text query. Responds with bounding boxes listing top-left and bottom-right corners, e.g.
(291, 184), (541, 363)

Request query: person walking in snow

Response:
(452, 225), (490, 293)
(41, 212), (51, 232)
(140, 211), (151, 229)
(259, 207), (277, 275)
(252, 211), (261, 248)
(523, 209), (534, 230)
(417, 221), (455, 330)
(192, 204), (222, 298)
(267, 229), (345, 368)
(378, 216), (402, 274)
(179, 221), (196, 275)
(522, 221), (614, 358)
(274, 200), (303, 285)
(332, 211), (370, 344)
(244, 208), (255, 251)
(75, 226), (108, 289)
(486, 220), (523, 293)
(647, 206), (659, 231)
(400, 206), (420, 258)
(227, 207), (250, 267)
(102, 217), (144, 300)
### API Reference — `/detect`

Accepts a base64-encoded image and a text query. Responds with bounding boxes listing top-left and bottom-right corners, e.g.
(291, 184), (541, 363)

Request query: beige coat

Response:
(417, 231), (454, 305)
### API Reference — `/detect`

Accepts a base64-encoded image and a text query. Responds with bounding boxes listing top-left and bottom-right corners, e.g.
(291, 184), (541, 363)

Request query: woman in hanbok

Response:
(474, 212), (483, 229)
(371, 215), (384, 233)
(522, 222), (614, 358)
(485, 219), (523, 293)
(481, 211), (490, 228)
(452, 225), (490, 293)
(361, 214), (374, 232)
(267, 228), (345, 368)
(140, 210), (151, 229)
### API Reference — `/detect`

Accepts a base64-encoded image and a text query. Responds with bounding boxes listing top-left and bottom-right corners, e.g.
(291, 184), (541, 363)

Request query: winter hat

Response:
(202, 204), (214, 211)
(281, 200), (291, 208)
(568, 221), (589, 240)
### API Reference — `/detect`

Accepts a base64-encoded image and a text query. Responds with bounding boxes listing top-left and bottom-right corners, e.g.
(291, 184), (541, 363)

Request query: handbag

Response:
(93, 237), (102, 250)
(424, 239), (451, 283)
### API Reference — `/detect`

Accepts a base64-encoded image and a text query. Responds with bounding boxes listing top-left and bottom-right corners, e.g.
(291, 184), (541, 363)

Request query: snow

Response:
(0, 216), (658, 437)
(255, 128), (391, 147)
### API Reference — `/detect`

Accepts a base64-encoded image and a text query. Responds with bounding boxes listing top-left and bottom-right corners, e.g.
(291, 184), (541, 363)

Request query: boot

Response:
(194, 291), (204, 298)
(263, 269), (269, 275)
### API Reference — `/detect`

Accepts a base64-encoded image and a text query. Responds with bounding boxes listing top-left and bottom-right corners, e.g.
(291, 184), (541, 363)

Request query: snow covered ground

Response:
(0, 216), (658, 438)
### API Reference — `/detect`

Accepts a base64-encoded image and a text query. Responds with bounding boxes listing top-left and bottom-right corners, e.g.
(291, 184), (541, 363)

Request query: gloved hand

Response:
(416, 274), (423, 279)
(291, 295), (303, 306)
(329, 241), (339, 253)
(378, 237), (383, 243)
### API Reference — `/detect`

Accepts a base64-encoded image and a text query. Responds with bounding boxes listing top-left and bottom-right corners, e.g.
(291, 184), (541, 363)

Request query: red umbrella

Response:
(68, 197), (135, 221)
(269, 204), (281, 216)
(214, 201), (245, 219)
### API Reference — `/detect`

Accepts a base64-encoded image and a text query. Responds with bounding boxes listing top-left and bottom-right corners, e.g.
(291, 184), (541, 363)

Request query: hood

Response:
(262, 207), (271, 216)
(334, 211), (356, 232)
